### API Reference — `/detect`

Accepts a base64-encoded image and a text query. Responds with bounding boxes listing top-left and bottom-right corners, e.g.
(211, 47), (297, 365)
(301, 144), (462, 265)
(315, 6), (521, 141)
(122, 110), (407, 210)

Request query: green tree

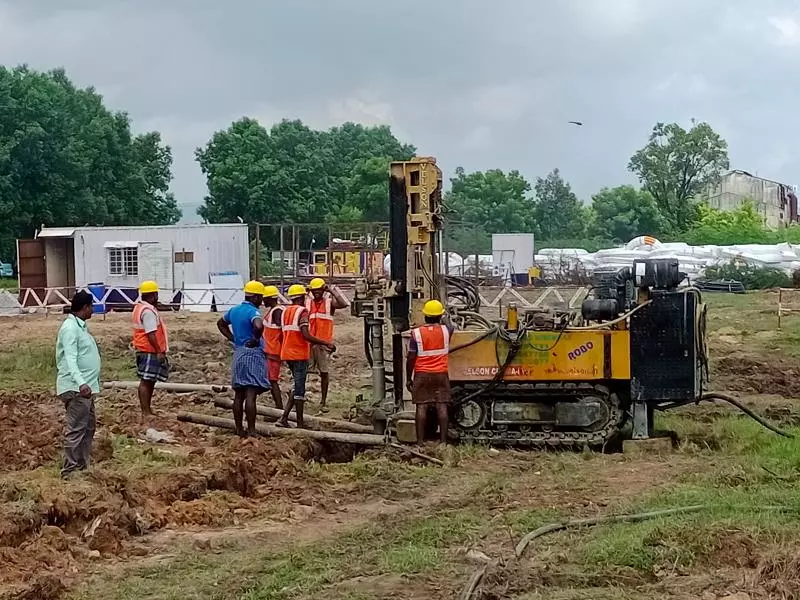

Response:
(590, 185), (663, 242)
(628, 121), (729, 231)
(197, 119), (414, 225)
(533, 169), (587, 240)
(444, 167), (534, 234)
(197, 118), (327, 225)
(0, 66), (180, 260)
(682, 201), (769, 245)
(324, 123), (415, 221)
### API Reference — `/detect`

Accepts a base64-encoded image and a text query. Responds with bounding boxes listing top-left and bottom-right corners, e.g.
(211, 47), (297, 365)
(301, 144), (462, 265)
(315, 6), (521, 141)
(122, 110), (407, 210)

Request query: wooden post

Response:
(254, 223), (261, 280)
(279, 224), (285, 291)
(779, 288), (783, 329)
(327, 224), (333, 280)
(292, 225), (298, 279)
(474, 225), (480, 288)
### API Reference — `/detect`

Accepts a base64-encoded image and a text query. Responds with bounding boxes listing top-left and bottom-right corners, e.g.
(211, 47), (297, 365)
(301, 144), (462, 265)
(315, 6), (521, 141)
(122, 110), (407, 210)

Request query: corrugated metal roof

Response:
(37, 227), (76, 238)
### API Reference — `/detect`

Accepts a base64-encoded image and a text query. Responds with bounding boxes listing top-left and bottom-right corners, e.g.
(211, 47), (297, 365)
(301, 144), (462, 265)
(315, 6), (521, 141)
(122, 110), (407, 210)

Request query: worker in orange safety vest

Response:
(406, 300), (452, 444)
(261, 285), (284, 410)
(305, 277), (348, 413)
(132, 280), (170, 417)
(277, 284), (336, 429)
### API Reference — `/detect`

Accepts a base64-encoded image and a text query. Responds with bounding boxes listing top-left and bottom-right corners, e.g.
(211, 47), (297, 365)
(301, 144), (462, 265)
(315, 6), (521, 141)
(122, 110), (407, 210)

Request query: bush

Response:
(705, 261), (791, 290)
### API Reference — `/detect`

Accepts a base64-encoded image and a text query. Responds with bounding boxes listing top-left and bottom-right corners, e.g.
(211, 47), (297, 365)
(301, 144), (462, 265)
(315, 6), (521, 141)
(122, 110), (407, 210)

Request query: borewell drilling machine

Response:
(352, 156), (714, 448)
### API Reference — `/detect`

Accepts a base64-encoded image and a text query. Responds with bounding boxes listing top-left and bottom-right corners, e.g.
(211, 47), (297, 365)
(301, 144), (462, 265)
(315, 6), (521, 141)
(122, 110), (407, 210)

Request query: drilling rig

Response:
(352, 157), (711, 447)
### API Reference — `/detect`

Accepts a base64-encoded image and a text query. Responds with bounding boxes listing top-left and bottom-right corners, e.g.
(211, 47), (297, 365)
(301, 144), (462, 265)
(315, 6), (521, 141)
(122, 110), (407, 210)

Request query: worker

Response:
(261, 285), (284, 410)
(132, 280), (170, 417)
(305, 277), (349, 413)
(56, 291), (101, 479)
(406, 299), (452, 444)
(277, 284), (336, 429)
(216, 281), (270, 437)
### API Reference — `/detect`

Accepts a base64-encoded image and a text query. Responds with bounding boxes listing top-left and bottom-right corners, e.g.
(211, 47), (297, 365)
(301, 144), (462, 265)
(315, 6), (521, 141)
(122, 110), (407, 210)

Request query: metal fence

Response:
(0, 284), (588, 318)
(251, 221), (389, 286)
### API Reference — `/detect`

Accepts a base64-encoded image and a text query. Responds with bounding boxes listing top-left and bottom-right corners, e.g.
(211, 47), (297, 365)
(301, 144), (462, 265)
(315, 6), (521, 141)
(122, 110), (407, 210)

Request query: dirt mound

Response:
(206, 437), (321, 497)
(757, 549), (800, 599)
(713, 354), (800, 397)
(1, 573), (66, 600)
(0, 501), (48, 548)
(0, 393), (62, 472)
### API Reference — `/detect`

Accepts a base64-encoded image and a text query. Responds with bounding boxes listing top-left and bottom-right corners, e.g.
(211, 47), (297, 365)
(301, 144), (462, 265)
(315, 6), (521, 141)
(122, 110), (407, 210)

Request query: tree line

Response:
(0, 67), (180, 260)
(0, 66), (790, 263)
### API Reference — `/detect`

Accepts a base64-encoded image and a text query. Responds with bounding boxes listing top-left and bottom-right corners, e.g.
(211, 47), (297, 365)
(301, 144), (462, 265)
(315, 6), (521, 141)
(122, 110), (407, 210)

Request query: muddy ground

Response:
(1, 295), (800, 599)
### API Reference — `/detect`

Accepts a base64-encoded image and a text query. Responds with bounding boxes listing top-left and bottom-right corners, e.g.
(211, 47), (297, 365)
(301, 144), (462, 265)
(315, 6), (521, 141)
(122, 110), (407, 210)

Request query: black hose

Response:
(701, 392), (794, 438)
(363, 319), (372, 367)
(449, 327), (498, 354)
(446, 275), (481, 312)
(453, 335), (524, 406)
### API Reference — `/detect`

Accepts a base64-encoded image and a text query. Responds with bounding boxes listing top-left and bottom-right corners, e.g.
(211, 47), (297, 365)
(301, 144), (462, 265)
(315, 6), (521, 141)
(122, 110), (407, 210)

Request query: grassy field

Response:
(3, 292), (800, 599)
(66, 412), (800, 600)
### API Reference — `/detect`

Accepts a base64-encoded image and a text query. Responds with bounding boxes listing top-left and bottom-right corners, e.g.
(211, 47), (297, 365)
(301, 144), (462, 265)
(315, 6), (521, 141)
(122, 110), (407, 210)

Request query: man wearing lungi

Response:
(132, 280), (170, 417)
(216, 280), (270, 437)
(406, 300), (452, 444)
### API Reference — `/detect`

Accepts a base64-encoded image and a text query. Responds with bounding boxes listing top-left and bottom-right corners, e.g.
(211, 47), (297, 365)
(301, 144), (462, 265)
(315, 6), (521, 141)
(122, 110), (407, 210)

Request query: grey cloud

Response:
(2, 0), (800, 224)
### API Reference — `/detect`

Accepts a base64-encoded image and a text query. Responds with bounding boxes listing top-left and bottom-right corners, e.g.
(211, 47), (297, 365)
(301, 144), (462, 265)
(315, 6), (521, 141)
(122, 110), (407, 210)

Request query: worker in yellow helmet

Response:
(305, 277), (349, 413)
(132, 280), (170, 417)
(261, 285), (284, 410)
(216, 280), (270, 437)
(276, 284), (336, 428)
(406, 299), (452, 444)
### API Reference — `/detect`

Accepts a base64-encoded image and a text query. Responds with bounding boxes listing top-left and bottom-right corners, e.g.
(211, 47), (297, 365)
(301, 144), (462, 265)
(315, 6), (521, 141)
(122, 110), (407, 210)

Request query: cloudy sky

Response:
(1, 0), (799, 221)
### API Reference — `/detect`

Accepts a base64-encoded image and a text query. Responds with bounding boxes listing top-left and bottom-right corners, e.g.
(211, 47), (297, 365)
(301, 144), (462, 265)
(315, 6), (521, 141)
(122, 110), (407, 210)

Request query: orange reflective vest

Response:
(280, 304), (310, 361)
(411, 324), (450, 374)
(262, 305), (284, 357)
(305, 294), (334, 342)
(132, 302), (169, 353)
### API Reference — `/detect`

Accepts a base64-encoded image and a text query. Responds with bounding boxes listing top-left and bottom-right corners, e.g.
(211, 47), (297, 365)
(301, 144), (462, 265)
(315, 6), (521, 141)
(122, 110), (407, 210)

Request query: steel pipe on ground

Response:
(104, 381), (231, 393)
(177, 412), (385, 446)
(213, 398), (374, 434)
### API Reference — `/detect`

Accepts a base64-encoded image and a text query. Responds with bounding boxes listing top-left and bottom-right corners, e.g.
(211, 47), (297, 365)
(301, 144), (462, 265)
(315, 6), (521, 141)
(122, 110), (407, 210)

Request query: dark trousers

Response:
(286, 360), (308, 399)
(60, 392), (96, 477)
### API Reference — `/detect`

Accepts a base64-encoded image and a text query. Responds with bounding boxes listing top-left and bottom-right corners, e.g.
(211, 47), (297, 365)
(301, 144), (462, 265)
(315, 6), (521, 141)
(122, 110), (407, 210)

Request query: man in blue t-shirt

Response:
(216, 281), (271, 437)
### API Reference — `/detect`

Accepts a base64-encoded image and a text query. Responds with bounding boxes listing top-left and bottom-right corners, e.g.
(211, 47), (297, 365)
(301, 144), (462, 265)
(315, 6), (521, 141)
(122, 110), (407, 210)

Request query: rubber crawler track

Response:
(450, 382), (625, 448)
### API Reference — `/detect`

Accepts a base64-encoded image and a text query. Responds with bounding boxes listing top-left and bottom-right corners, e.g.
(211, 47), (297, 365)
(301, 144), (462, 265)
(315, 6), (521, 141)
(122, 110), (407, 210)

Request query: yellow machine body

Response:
(448, 329), (631, 382)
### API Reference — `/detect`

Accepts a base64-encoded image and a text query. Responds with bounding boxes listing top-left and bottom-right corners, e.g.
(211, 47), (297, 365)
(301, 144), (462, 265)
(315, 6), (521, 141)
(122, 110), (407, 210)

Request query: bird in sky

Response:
(568, 121), (583, 126)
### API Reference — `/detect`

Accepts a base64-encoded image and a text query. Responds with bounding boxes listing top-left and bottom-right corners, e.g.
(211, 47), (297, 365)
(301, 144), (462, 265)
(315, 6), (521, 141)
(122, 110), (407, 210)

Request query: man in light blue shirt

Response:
(56, 291), (101, 478)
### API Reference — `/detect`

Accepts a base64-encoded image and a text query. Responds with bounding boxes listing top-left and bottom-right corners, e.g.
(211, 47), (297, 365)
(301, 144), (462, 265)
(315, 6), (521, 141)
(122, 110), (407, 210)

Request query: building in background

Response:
(16, 224), (249, 306)
(701, 170), (798, 228)
(491, 233), (535, 285)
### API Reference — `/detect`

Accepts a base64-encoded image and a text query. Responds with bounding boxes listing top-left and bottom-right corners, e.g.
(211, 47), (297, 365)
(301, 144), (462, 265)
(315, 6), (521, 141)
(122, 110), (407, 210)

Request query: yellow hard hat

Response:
(309, 277), (326, 290)
(262, 285), (279, 298)
(243, 280), (265, 295)
(139, 280), (159, 294)
(422, 299), (445, 317)
(287, 284), (307, 298)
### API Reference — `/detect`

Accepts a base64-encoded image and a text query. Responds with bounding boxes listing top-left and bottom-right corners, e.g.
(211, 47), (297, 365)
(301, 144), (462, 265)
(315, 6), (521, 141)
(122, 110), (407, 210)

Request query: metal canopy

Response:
(36, 227), (76, 238)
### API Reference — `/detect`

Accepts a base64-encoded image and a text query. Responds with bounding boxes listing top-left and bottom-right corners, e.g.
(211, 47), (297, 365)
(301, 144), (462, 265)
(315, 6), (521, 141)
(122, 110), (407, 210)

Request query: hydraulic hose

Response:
(701, 392), (794, 438)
